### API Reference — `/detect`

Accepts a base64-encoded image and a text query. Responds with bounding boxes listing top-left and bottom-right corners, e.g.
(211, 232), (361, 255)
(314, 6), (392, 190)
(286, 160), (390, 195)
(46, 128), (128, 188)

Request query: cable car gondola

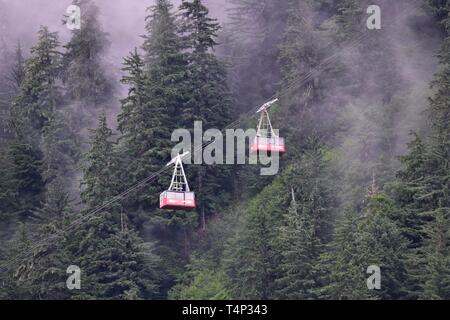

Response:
(251, 98), (286, 155)
(160, 152), (196, 210)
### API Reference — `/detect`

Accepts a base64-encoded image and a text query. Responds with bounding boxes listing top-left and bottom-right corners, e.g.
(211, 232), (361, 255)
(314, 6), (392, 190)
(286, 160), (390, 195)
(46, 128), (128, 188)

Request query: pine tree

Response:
(392, 1), (450, 298)
(6, 41), (25, 94)
(0, 144), (16, 219)
(393, 134), (431, 246)
(325, 194), (407, 300)
(9, 110), (78, 300)
(178, 0), (233, 228)
(326, 1), (409, 214)
(81, 114), (118, 208)
(0, 41), (26, 143)
(69, 115), (162, 299)
(274, 140), (336, 299)
(274, 195), (321, 299)
(118, 43), (190, 294)
(0, 224), (30, 299)
(62, 0), (114, 119)
(68, 216), (162, 300)
(117, 1), (188, 228)
(179, 0), (232, 130)
(421, 206), (450, 299)
(9, 180), (72, 300)
(224, 177), (287, 299)
(324, 209), (372, 299)
(7, 142), (45, 220)
(0, 39), (15, 142)
(168, 258), (231, 300)
(40, 110), (80, 200)
(358, 194), (408, 299)
(10, 26), (62, 142)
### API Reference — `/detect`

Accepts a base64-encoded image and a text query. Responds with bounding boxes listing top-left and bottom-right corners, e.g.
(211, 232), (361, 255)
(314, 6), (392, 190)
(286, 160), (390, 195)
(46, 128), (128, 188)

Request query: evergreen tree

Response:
(224, 178), (287, 299)
(358, 194), (408, 299)
(324, 209), (372, 299)
(62, 0), (115, 127)
(68, 216), (162, 300)
(0, 40), (20, 142)
(69, 115), (162, 299)
(274, 140), (336, 299)
(0, 41), (25, 143)
(0, 144), (17, 219)
(9, 181), (72, 300)
(274, 195), (321, 299)
(179, 0), (233, 228)
(118, 1), (189, 228)
(392, 1), (450, 298)
(7, 142), (45, 220)
(278, 0), (328, 142)
(8, 41), (25, 93)
(81, 114), (118, 208)
(117, 2), (194, 294)
(326, 194), (407, 300)
(40, 110), (80, 200)
(393, 134), (432, 246)
(329, 0), (407, 211)
(421, 206), (450, 299)
(10, 26), (62, 142)
(169, 258), (231, 300)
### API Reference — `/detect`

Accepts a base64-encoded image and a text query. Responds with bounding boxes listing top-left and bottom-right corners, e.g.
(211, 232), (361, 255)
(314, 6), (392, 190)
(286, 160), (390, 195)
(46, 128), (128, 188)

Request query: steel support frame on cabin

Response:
(256, 109), (278, 139)
(168, 155), (190, 192)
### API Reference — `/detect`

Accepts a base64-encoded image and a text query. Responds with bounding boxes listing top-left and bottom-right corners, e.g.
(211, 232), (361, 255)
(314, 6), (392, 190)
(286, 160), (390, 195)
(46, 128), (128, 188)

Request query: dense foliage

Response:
(0, 0), (449, 300)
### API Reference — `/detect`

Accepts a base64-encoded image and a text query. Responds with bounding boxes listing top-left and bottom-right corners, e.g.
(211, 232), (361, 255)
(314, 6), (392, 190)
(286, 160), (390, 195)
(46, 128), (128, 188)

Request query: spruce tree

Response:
(10, 26), (62, 142)
(324, 209), (372, 299)
(326, 194), (407, 300)
(8, 41), (25, 93)
(0, 42), (25, 160)
(69, 115), (162, 299)
(179, 0), (233, 228)
(81, 114), (118, 208)
(62, 0), (114, 120)
(392, 1), (450, 298)
(224, 178), (287, 299)
(118, 1), (189, 228)
(275, 195), (321, 299)
(0, 40), (14, 142)
(40, 110), (80, 200)
(7, 142), (45, 220)
(8, 179), (72, 300)
(358, 194), (408, 299)
(0, 145), (16, 219)
(421, 206), (450, 299)
(274, 140), (336, 299)
(168, 258), (231, 300)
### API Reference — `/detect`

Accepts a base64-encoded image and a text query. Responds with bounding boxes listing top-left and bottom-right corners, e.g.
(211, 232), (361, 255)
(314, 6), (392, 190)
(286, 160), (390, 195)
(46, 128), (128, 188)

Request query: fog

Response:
(0, 0), (441, 167)
(0, 0), (228, 70)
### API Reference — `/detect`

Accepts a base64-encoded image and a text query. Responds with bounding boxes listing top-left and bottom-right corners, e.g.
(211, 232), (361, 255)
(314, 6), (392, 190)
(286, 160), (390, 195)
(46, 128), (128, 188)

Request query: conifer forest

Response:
(0, 0), (449, 301)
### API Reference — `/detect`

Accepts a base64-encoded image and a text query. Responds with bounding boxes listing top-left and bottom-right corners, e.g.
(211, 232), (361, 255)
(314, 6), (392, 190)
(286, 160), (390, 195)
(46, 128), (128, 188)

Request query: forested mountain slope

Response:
(0, 0), (448, 300)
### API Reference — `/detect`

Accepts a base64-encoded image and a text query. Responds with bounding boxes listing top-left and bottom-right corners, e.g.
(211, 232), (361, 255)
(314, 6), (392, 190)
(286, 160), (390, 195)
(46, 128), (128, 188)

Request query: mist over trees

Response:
(0, 0), (449, 300)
